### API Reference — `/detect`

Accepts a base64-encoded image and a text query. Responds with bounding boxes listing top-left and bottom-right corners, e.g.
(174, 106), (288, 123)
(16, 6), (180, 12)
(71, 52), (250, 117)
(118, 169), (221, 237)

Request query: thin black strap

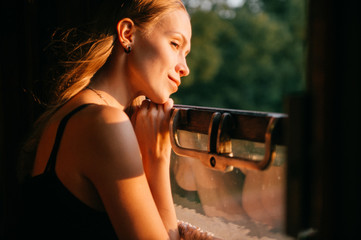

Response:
(44, 104), (93, 173)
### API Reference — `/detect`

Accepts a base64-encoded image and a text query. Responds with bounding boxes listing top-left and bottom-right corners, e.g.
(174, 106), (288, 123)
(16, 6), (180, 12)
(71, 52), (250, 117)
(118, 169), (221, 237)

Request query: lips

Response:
(168, 76), (181, 87)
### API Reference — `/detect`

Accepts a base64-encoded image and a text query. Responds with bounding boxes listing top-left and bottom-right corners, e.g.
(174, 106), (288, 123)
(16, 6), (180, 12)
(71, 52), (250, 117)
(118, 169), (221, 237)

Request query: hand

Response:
(131, 98), (174, 177)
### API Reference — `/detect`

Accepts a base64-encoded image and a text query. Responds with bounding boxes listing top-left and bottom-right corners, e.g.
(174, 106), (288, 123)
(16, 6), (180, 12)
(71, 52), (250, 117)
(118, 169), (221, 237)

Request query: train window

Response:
(170, 105), (290, 239)
(171, 0), (306, 238)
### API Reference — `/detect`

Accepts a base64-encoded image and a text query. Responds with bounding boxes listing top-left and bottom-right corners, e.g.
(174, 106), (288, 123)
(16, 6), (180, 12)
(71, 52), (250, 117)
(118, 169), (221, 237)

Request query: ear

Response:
(116, 18), (136, 49)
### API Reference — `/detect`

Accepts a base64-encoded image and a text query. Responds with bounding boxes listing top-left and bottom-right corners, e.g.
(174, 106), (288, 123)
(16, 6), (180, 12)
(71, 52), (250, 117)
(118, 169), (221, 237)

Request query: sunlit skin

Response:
(86, 9), (191, 108)
(32, 9), (191, 239)
(127, 10), (191, 104)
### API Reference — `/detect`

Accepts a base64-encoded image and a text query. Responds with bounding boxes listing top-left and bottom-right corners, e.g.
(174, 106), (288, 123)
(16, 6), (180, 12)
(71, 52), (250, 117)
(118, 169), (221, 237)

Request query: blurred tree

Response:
(174, 0), (306, 112)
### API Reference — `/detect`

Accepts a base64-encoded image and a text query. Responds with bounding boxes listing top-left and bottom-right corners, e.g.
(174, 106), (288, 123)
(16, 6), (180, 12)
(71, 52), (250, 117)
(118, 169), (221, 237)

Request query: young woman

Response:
(18, 0), (203, 239)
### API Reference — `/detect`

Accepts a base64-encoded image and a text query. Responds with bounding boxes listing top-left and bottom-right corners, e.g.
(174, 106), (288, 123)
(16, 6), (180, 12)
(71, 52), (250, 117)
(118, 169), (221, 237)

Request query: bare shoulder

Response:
(67, 104), (143, 180)
(80, 103), (130, 124)
(66, 105), (171, 239)
(72, 104), (133, 139)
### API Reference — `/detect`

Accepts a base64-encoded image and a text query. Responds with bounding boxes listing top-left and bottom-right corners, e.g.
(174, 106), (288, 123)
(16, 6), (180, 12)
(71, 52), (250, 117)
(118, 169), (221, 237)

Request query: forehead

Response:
(150, 9), (192, 42)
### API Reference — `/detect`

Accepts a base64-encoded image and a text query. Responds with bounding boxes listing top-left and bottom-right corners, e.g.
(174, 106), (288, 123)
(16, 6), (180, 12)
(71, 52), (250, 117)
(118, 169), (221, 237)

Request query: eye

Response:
(171, 41), (180, 49)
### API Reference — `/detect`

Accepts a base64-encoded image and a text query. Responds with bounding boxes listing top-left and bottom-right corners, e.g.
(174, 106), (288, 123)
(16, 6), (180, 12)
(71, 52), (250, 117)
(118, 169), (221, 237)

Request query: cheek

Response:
(130, 49), (156, 79)
(137, 49), (161, 73)
(131, 38), (175, 84)
(145, 49), (173, 77)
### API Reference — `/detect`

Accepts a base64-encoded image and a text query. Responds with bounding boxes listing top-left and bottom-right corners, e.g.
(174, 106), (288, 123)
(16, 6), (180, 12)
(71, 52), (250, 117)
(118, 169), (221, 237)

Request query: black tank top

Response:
(19, 104), (118, 239)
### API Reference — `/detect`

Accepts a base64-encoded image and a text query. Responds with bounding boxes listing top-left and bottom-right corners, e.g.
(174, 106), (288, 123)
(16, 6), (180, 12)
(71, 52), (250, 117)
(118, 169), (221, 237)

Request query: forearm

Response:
(132, 99), (179, 238)
(146, 161), (179, 240)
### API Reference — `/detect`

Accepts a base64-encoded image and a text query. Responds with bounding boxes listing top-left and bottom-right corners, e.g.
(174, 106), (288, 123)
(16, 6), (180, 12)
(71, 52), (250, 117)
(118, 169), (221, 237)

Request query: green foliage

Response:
(173, 0), (306, 112)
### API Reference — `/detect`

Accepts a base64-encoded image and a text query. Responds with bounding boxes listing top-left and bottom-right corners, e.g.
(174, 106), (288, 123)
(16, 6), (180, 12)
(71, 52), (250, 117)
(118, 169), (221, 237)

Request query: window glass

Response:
(174, 0), (306, 113)
(171, 130), (290, 239)
(171, 1), (306, 238)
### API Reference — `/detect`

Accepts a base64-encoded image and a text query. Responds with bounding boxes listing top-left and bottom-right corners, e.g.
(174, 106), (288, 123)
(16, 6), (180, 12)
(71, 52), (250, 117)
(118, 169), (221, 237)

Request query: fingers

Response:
(163, 98), (174, 123)
(135, 98), (174, 124)
(139, 98), (173, 110)
(132, 99), (173, 165)
(140, 99), (151, 109)
(139, 99), (159, 112)
(163, 98), (174, 112)
(148, 101), (159, 112)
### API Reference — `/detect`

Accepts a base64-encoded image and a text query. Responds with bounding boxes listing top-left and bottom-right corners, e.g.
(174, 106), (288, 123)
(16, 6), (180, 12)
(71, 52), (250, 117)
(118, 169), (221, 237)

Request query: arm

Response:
(79, 104), (178, 239)
(131, 99), (179, 239)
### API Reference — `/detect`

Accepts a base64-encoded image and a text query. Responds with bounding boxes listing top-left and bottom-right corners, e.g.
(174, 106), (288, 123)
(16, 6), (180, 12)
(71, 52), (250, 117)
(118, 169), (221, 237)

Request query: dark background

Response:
(1, 0), (361, 239)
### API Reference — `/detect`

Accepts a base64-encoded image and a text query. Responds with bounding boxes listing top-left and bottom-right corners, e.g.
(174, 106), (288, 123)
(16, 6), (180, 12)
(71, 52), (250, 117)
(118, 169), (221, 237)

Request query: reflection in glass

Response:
(171, 131), (292, 239)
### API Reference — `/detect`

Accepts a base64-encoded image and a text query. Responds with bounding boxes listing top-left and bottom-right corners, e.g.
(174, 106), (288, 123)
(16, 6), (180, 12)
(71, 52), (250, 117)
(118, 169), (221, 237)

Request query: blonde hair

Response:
(19, 0), (187, 180)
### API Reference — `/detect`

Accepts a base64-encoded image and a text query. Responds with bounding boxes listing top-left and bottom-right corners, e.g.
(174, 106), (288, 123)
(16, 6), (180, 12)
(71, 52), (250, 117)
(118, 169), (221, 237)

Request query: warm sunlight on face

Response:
(129, 9), (192, 104)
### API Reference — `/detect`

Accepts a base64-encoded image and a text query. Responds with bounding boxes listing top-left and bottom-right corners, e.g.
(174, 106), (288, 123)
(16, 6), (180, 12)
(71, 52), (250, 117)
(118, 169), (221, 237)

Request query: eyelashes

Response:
(171, 41), (180, 49)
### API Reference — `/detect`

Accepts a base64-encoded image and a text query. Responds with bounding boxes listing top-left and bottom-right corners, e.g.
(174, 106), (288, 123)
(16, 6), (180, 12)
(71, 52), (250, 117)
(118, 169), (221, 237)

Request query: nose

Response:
(176, 56), (190, 77)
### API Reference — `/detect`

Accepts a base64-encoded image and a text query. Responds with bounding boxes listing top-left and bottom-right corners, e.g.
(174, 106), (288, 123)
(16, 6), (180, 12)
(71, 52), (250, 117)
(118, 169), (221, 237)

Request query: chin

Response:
(145, 89), (173, 104)
(148, 95), (170, 105)
(155, 98), (169, 105)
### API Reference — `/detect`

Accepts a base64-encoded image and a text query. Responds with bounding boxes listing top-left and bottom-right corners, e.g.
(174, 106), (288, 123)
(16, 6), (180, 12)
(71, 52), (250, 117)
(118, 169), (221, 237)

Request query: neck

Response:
(89, 44), (138, 111)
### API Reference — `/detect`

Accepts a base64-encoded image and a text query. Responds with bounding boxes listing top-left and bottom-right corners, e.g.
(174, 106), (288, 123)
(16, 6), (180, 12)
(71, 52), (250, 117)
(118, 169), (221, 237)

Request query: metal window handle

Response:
(170, 108), (278, 171)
